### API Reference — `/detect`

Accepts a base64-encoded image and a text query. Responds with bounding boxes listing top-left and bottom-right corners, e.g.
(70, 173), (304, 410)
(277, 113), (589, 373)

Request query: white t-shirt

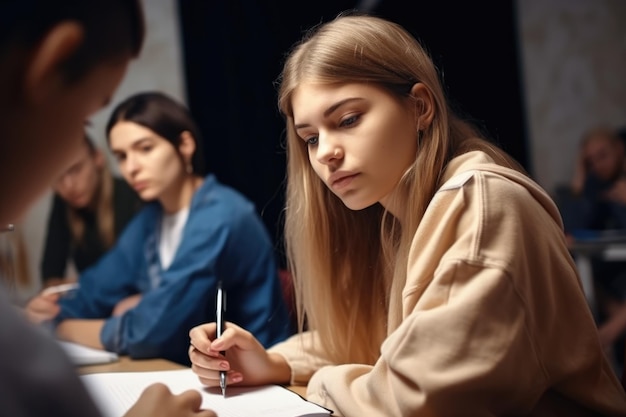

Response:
(159, 207), (190, 270)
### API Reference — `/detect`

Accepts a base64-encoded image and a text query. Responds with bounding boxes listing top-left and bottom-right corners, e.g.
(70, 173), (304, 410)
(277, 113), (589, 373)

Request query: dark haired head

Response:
(0, 0), (144, 82)
(106, 91), (206, 176)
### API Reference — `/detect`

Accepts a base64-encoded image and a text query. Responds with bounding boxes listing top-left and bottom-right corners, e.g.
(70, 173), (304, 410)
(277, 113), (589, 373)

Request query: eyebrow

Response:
(294, 97), (364, 130)
(110, 136), (153, 153)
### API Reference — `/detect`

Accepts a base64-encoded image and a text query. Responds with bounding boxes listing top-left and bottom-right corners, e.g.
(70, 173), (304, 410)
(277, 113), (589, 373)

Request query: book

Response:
(80, 368), (332, 417)
(57, 340), (119, 366)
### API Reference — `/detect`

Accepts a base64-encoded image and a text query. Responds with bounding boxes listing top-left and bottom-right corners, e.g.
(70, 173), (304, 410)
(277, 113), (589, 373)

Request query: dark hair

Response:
(105, 91), (207, 176)
(0, 0), (145, 82)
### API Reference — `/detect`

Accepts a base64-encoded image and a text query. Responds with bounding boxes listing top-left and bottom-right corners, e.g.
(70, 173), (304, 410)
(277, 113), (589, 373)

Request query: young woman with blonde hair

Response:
(41, 132), (142, 288)
(188, 13), (626, 416)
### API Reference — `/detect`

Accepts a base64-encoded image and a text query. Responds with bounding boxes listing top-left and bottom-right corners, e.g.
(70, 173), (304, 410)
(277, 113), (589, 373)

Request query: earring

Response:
(417, 129), (423, 145)
(333, 149), (340, 158)
(186, 161), (193, 174)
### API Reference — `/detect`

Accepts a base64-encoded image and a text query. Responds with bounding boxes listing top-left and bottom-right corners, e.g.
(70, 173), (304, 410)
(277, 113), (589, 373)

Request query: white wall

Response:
(14, 0), (186, 302)
(516, 0), (626, 192)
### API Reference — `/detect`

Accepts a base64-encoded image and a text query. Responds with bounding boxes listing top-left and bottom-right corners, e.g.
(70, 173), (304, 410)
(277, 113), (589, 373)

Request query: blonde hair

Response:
(67, 137), (115, 250)
(278, 13), (523, 365)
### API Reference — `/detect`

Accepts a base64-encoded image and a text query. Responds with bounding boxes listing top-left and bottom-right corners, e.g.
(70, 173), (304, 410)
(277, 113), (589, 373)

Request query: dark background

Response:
(177, 0), (528, 266)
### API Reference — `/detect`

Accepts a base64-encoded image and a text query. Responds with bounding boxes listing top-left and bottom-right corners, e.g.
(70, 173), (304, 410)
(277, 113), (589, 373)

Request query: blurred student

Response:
(567, 126), (626, 231)
(0, 0), (215, 416)
(26, 91), (291, 366)
(559, 126), (626, 354)
(41, 132), (142, 288)
(188, 13), (626, 416)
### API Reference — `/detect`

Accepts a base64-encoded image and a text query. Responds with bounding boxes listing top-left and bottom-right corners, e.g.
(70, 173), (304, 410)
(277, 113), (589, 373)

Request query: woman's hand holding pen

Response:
(188, 321), (291, 387)
(24, 292), (61, 324)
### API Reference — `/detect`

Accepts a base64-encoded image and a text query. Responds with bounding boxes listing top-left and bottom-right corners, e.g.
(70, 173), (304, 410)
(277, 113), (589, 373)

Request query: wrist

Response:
(268, 352), (292, 385)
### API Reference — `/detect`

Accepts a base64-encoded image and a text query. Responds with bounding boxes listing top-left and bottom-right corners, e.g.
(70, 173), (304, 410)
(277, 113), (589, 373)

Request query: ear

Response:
(409, 82), (435, 131)
(24, 22), (84, 104)
(178, 131), (197, 163)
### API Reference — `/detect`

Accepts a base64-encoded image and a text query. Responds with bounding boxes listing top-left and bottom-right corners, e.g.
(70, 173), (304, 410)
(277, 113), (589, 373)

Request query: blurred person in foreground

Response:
(0, 1), (216, 416)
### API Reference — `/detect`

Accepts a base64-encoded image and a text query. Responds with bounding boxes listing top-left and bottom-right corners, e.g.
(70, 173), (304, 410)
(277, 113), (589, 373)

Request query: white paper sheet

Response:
(57, 340), (119, 365)
(80, 368), (331, 417)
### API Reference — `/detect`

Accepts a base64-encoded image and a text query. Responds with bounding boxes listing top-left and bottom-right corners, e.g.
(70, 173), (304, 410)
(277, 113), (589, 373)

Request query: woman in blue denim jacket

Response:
(26, 91), (291, 365)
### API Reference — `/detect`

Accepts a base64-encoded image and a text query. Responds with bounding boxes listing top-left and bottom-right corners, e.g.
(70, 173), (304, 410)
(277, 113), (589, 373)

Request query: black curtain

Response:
(178, 0), (529, 266)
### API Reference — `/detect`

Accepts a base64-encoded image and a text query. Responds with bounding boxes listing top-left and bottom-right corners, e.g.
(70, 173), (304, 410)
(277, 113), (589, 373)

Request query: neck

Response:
(159, 174), (204, 214)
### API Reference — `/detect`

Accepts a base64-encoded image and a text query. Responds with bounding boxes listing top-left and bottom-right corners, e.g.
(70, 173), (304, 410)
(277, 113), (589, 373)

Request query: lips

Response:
(132, 181), (149, 192)
(328, 172), (359, 190)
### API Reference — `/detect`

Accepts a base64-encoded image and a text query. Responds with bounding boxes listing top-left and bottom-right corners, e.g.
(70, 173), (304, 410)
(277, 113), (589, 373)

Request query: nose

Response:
(315, 132), (343, 165)
(122, 153), (140, 178)
(58, 173), (76, 191)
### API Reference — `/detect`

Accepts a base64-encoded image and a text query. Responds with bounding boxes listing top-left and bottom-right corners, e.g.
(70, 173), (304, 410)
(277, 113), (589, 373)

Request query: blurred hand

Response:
(188, 321), (291, 387)
(112, 294), (142, 316)
(24, 292), (60, 324)
(123, 383), (217, 417)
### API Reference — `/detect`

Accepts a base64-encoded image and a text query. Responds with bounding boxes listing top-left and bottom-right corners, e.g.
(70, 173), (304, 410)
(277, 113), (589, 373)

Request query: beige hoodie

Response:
(269, 151), (626, 416)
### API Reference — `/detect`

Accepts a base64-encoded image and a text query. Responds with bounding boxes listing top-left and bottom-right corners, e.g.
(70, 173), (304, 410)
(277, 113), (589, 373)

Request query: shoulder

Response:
(193, 175), (256, 217)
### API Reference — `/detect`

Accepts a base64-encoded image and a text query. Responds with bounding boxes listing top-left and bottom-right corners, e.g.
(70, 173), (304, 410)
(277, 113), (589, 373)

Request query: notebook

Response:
(80, 368), (332, 417)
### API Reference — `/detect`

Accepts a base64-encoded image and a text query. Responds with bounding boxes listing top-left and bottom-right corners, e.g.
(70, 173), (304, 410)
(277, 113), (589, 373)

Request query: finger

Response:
(189, 323), (217, 353)
(189, 350), (228, 381)
(195, 370), (242, 388)
(210, 321), (255, 352)
(175, 389), (203, 410)
(140, 382), (172, 398)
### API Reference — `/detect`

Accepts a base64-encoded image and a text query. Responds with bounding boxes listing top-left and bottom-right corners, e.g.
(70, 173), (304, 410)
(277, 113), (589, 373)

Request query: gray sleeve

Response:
(0, 287), (104, 417)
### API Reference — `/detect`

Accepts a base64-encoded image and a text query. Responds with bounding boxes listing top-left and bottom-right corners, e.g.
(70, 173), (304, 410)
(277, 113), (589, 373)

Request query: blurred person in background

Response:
(26, 91), (292, 366)
(41, 132), (142, 289)
(557, 126), (626, 367)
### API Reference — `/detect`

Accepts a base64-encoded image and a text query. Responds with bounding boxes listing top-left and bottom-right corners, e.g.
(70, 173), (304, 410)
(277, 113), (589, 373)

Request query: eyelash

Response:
(302, 114), (361, 147)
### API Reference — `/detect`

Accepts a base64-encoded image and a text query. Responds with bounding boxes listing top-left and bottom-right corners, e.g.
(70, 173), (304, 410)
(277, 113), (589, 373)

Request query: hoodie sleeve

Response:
(304, 262), (547, 417)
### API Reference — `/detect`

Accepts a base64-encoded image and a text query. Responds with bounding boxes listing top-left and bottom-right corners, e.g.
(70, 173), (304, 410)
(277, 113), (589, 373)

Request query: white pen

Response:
(216, 281), (227, 397)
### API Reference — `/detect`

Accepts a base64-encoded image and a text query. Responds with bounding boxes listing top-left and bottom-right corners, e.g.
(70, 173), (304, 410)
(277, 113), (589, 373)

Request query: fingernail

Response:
(220, 361), (228, 369)
(232, 374), (243, 383)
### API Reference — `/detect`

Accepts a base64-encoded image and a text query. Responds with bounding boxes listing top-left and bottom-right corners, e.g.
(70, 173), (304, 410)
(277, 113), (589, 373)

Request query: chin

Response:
(340, 196), (378, 211)
(137, 190), (157, 201)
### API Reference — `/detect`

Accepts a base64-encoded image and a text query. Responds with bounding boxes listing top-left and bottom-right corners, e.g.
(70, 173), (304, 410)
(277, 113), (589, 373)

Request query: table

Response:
(78, 356), (308, 397)
(569, 239), (626, 318)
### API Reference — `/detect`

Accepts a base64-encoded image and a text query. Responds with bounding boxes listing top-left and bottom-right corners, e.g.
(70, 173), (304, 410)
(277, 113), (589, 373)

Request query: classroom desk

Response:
(77, 356), (308, 398)
(569, 239), (626, 319)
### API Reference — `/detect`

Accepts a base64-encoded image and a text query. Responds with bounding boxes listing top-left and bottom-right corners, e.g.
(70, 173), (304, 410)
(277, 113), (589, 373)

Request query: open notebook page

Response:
(80, 368), (332, 417)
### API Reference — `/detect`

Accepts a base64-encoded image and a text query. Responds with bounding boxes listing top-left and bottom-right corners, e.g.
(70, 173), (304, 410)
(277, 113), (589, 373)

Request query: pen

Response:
(216, 280), (227, 397)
